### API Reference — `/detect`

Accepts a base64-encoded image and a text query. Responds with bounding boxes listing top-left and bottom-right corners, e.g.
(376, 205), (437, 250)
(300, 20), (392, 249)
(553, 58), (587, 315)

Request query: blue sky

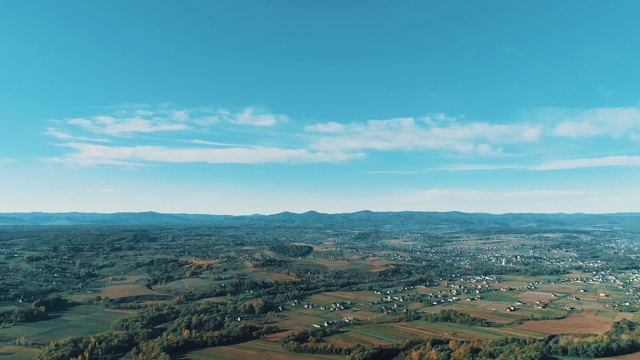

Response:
(2, 1), (640, 214)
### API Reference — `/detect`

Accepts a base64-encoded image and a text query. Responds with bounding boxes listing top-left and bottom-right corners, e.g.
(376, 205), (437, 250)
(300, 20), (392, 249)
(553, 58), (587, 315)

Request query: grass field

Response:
(307, 291), (381, 305)
(244, 261), (298, 282)
(347, 325), (403, 344)
(274, 311), (326, 334)
(596, 310), (620, 319)
(0, 305), (125, 345)
(558, 353), (640, 360)
(400, 321), (505, 341)
(161, 277), (222, 291)
(180, 340), (344, 360)
(326, 329), (392, 347)
(0, 301), (29, 312)
(312, 259), (373, 271)
(73, 276), (167, 300)
(481, 325), (548, 339)
(594, 352), (640, 359)
(0, 345), (40, 359)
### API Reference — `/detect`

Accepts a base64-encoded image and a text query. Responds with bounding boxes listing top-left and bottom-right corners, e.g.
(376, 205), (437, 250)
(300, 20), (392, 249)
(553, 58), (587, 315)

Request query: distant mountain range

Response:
(1, 211), (639, 232)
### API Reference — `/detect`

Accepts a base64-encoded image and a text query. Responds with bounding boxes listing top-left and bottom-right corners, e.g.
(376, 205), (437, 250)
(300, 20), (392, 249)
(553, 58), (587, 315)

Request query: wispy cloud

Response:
(191, 139), (247, 147)
(533, 155), (640, 170)
(440, 155), (640, 171)
(438, 164), (529, 171)
(47, 105), (287, 140)
(46, 128), (75, 140)
(43, 104), (640, 169)
(368, 170), (426, 174)
(67, 116), (190, 136)
(52, 142), (362, 166)
(229, 107), (287, 126)
(43, 105), (335, 166)
(305, 121), (346, 133)
(552, 107), (640, 139)
(45, 127), (109, 142)
(307, 117), (540, 155)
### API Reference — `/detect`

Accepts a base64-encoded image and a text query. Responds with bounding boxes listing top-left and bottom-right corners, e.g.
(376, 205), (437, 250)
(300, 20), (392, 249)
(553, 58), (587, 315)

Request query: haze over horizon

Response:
(2, 1), (640, 215)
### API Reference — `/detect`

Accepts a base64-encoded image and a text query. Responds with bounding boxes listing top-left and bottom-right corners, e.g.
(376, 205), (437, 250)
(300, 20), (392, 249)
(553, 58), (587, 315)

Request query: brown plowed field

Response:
(100, 284), (164, 299)
(189, 259), (220, 266)
(516, 313), (614, 335)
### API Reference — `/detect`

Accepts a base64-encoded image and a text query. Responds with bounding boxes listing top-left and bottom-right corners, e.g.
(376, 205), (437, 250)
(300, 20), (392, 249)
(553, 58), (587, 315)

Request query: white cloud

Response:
(68, 116), (190, 136)
(552, 107), (640, 139)
(305, 122), (347, 133)
(45, 127), (109, 142)
(368, 170), (425, 174)
(308, 117), (540, 155)
(45, 105), (640, 170)
(438, 164), (528, 171)
(54, 142), (363, 166)
(440, 155), (640, 171)
(46, 128), (75, 140)
(171, 110), (189, 121)
(229, 107), (287, 126)
(476, 143), (503, 156)
(533, 155), (640, 170)
(191, 139), (246, 147)
(49, 105), (286, 141)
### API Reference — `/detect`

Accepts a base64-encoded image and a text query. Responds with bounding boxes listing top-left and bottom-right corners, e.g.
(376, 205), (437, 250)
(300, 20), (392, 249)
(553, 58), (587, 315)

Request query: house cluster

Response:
(325, 301), (351, 311)
(381, 294), (408, 303)
(380, 303), (408, 315)
(312, 317), (356, 328)
(292, 299), (353, 312)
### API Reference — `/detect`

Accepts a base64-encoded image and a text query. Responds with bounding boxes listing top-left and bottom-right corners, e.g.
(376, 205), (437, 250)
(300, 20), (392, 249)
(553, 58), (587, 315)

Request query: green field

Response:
(0, 345), (41, 359)
(596, 310), (620, 319)
(347, 325), (403, 344)
(180, 340), (345, 360)
(0, 305), (125, 345)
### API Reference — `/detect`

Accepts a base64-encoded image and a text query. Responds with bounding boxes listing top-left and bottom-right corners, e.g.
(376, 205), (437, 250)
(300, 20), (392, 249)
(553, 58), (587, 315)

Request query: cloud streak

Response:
(52, 142), (362, 166)
(440, 155), (640, 171)
(552, 107), (640, 139)
(307, 117), (540, 155)
(48, 105), (287, 138)
(67, 116), (190, 136)
(229, 107), (287, 126)
(533, 155), (640, 170)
